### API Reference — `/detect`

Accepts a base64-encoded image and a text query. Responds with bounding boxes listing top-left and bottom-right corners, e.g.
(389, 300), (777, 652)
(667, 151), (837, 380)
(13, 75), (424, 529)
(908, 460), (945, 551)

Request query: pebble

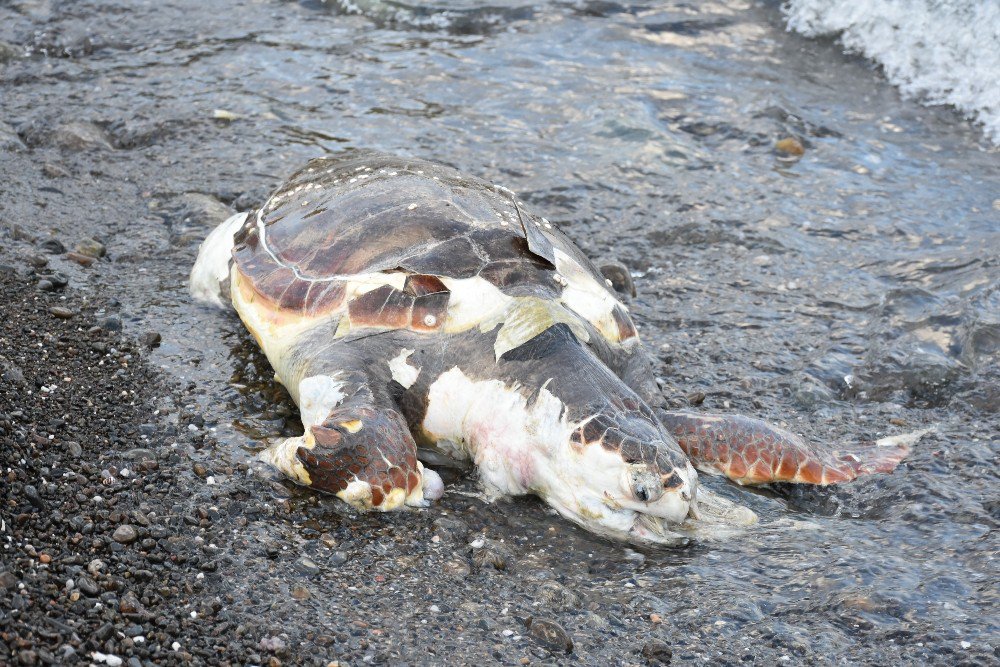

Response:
(294, 556), (320, 576)
(291, 585), (310, 600)
(40, 239), (66, 254)
(119, 592), (142, 614)
(41, 162), (71, 178)
(775, 137), (805, 157)
(77, 575), (100, 596)
(470, 537), (512, 572)
(112, 524), (138, 544)
(37, 279), (55, 291)
(0, 571), (18, 589)
(49, 306), (75, 319)
(535, 581), (580, 612)
(141, 331), (162, 348)
(66, 252), (96, 267)
(91, 652), (123, 667)
(527, 618), (573, 653)
(98, 315), (123, 332)
(442, 560), (471, 577)
(74, 238), (107, 258)
(46, 272), (69, 288)
(259, 636), (286, 653)
(641, 640), (673, 664)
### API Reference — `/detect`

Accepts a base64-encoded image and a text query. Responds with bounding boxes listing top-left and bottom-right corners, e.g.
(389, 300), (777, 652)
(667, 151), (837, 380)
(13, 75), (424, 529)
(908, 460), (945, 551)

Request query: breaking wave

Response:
(782, 0), (1000, 144)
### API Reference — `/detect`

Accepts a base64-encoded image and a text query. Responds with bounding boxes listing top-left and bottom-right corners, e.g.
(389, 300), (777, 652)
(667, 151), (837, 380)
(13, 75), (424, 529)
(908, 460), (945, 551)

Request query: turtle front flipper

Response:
(259, 374), (442, 511)
(658, 411), (913, 486)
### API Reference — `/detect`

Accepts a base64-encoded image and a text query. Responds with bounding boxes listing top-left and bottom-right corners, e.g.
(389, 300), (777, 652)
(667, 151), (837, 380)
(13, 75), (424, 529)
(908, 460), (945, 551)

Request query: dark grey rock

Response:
(470, 537), (513, 573)
(535, 581), (581, 612)
(76, 575), (100, 596)
(641, 640), (673, 664)
(98, 315), (123, 332)
(140, 331), (161, 348)
(39, 239), (66, 254)
(112, 524), (138, 544)
(294, 556), (320, 576)
(49, 306), (75, 319)
(527, 617), (573, 653)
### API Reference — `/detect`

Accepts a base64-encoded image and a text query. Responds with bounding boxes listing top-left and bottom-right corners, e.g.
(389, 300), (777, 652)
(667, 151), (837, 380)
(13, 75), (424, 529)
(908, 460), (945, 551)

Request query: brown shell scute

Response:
(346, 276), (451, 332)
(232, 151), (629, 346)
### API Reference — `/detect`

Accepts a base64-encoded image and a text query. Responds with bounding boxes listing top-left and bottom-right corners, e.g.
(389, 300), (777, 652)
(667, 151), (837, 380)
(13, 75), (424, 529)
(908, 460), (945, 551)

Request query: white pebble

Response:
(172, 642), (181, 651)
(91, 652), (123, 667)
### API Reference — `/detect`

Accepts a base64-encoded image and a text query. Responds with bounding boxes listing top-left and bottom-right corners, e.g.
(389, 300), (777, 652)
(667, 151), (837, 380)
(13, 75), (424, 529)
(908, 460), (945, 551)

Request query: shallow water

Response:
(1, 0), (997, 663)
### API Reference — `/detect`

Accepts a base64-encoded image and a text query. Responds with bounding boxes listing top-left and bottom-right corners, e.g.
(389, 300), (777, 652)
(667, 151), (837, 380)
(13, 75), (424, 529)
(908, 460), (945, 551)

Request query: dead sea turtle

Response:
(190, 151), (911, 544)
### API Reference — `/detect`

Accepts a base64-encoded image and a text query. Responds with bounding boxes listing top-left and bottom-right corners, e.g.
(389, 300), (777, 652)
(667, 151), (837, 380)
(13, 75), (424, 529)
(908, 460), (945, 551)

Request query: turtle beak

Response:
(686, 486), (701, 521)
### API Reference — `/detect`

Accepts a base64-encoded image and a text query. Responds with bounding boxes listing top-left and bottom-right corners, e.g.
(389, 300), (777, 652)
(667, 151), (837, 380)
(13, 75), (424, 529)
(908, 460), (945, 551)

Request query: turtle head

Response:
(536, 410), (699, 545)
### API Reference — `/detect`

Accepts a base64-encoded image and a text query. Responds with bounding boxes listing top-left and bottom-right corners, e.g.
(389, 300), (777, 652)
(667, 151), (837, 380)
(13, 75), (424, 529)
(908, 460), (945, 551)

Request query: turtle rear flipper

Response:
(658, 411), (920, 486)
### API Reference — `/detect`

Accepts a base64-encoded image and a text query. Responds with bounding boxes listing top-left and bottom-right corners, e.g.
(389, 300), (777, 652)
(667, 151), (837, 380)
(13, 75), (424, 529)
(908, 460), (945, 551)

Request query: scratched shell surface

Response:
(231, 151), (637, 342)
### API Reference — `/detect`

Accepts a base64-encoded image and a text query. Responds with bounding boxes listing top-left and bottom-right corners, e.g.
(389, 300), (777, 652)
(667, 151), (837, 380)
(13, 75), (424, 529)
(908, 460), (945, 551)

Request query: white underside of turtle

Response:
(190, 152), (921, 546)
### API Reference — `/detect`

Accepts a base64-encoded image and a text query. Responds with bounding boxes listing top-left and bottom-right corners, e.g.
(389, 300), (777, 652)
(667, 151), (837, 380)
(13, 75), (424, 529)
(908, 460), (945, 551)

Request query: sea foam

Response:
(782, 0), (1000, 144)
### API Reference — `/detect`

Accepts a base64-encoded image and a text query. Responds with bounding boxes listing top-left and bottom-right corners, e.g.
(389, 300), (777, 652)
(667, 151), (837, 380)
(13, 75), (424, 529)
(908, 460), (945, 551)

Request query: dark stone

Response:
(140, 332), (161, 348)
(76, 575), (100, 596)
(470, 538), (513, 572)
(527, 618), (573, 653)
(535, 581), (581, 612)
(294, 557), (320, 576)
(431, 517), (469, 542)
(40, 239), (66, 254)
(0, 570), (18, 589)
(113, 524), (139, 544)
(98, 315), (123, 332)
(641, 640), (673, 664)
(49, 306), (75, 319)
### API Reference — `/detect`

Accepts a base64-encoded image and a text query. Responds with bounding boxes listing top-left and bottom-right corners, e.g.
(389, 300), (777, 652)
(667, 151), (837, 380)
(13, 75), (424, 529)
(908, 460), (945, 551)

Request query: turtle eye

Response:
(629, 468), (664, 504)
